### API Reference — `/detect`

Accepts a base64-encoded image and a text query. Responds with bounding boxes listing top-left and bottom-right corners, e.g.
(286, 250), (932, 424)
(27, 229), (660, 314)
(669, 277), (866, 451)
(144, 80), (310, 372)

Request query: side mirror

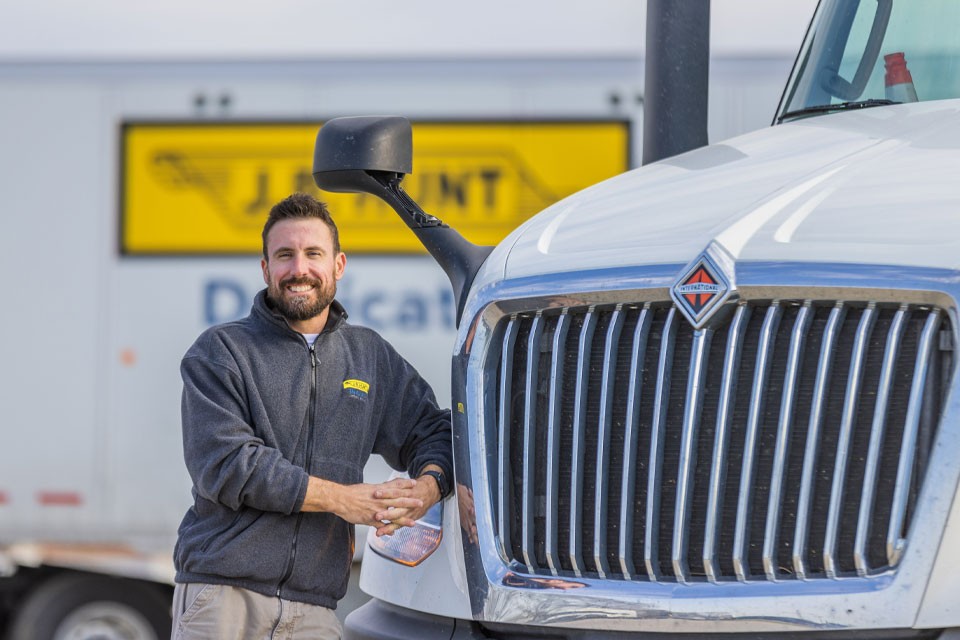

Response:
(312, 116), (493, 327)
(313, 116), (413, 195)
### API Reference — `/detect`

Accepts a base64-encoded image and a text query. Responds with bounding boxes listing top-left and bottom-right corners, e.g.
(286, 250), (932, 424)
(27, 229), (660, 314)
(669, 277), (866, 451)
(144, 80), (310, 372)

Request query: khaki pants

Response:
(172, 583), (342, 640)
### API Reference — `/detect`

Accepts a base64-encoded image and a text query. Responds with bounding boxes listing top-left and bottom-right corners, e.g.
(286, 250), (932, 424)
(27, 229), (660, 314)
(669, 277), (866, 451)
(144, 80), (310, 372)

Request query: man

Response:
(171, 193), (453, 639)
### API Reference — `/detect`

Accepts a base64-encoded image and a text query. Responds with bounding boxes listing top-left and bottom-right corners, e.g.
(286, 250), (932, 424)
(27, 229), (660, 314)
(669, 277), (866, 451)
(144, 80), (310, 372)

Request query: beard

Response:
(266, 275), (337, 322)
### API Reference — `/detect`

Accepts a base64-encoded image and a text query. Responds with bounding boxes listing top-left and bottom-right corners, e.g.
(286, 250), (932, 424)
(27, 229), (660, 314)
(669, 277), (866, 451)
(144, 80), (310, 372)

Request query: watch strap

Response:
(421, 469), (450, 499)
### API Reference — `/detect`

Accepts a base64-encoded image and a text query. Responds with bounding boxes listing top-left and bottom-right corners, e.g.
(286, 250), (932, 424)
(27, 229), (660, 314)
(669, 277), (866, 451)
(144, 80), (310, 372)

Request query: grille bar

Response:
(568, 308), (598, 576)
(763, 302), (812, 580)
(703, 303), (751, 583)
(492, 299), (949, 583)
(520, 313), (544, 572)
(824, 304), (877, 578)
(855, 306), (907, 576)
(644, 307), (679, 581)
(618, 305), (652, 579)
(594, 305), (626, 578)
(734, 303), (782, 582)
(544, 311), (570, 575)
(672, 328), (712, 583)
(793, 303), (846, 579)
(496, 316), (518, 564)
(888, 309), (942, 566)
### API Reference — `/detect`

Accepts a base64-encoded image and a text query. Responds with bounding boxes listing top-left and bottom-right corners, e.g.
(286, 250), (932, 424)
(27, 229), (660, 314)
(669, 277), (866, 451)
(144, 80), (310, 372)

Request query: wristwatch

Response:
(420, 469), (451, 499)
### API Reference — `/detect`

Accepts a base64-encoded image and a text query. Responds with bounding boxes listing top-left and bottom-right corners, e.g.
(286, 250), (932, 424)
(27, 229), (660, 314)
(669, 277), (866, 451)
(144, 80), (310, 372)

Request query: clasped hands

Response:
(301, 473), (441, 537)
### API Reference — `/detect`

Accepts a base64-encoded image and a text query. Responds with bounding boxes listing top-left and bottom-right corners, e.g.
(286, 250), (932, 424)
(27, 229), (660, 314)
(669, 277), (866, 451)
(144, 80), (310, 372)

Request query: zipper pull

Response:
(310, 345), (317, 369)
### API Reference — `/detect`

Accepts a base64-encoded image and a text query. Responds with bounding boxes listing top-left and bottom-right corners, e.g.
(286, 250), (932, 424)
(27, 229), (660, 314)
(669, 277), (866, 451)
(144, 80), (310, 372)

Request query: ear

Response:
(261, 257), (269, 285)
(334, 252), (347, 281)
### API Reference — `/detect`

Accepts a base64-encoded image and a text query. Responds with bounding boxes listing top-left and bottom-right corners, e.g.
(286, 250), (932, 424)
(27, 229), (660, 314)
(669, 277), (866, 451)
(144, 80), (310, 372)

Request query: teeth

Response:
(288, 285), (313, 293)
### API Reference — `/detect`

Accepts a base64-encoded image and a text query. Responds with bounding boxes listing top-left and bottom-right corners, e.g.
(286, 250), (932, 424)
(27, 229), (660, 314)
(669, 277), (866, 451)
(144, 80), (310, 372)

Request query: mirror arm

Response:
(369, 171), (447, 230)
(361, 170), (494, 326)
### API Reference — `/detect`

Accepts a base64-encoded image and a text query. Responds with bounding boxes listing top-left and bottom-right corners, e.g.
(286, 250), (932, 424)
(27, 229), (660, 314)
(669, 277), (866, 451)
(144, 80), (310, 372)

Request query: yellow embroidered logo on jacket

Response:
(343, 379), (370, 399)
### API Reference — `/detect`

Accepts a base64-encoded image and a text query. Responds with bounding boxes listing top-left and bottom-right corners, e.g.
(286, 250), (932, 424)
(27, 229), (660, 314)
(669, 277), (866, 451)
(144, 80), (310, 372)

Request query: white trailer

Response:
(0, 56), (626, 639)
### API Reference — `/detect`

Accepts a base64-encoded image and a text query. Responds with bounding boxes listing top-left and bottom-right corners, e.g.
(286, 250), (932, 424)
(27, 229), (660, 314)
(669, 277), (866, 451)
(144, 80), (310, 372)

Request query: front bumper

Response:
(345, 598), (950, 640)
(344, 599), (480, 640)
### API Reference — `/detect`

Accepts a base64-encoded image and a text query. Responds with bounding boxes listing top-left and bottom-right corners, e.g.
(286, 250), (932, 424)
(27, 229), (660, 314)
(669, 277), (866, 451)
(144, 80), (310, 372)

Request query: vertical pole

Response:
(643, 0), (711, 165)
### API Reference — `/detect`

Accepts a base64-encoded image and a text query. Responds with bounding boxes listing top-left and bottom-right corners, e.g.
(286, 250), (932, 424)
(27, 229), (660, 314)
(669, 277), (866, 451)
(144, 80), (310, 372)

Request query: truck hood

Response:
(494, 99), (960, 284)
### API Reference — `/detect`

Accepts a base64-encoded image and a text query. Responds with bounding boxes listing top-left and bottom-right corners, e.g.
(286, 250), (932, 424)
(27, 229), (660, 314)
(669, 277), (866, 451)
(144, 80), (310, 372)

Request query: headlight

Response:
(367, 501), (443, 567)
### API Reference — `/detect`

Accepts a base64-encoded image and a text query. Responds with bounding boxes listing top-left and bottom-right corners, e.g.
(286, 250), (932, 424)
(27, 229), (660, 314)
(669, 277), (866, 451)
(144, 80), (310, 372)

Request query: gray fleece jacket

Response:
(173, 290), (452, 608)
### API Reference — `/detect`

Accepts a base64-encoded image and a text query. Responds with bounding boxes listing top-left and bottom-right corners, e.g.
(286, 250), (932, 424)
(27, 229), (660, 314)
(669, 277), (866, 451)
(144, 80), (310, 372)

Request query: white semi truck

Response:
(324, 1), (960, 638)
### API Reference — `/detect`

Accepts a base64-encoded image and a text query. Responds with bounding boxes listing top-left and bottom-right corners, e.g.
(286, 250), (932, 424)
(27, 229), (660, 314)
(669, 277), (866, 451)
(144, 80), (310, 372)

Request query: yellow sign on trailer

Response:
(121, 121), (630, 254)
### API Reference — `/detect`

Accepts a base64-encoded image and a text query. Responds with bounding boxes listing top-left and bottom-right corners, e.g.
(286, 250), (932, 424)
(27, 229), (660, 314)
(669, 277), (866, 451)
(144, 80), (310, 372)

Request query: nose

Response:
(291, 253), (310, 276)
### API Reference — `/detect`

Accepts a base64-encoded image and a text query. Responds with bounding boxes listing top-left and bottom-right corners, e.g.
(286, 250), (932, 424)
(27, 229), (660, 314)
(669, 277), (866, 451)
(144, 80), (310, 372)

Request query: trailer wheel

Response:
(8, 574), (171, 640)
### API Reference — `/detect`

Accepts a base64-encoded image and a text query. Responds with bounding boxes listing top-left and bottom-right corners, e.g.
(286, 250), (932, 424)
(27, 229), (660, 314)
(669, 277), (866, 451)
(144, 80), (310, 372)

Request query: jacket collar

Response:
(253, 289), (348, 336)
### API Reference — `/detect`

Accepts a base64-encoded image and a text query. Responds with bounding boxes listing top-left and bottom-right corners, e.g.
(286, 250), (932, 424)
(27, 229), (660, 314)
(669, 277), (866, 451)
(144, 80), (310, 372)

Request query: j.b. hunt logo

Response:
(343, 379), (370, 399)
(671, 250), (733, 329)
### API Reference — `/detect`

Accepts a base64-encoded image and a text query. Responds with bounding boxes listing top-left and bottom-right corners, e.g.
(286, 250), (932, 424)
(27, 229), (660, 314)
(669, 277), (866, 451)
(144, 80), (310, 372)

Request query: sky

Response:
(0, 0), (818, 61)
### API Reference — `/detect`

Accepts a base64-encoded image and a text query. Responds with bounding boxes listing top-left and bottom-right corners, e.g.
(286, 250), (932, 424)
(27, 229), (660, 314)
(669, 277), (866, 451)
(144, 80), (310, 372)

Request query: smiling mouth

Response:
(287, 284), (314, 294)
(280, 277), (321, 295)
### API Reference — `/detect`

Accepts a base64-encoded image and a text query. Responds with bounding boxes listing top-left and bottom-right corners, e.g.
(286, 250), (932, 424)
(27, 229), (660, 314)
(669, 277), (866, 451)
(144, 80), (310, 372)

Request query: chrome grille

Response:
(489, 298), (950, 583)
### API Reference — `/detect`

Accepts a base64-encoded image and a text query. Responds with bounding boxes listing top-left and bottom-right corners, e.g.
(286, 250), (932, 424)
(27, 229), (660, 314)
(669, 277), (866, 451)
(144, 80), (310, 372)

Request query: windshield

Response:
(778, 0), (960, 121)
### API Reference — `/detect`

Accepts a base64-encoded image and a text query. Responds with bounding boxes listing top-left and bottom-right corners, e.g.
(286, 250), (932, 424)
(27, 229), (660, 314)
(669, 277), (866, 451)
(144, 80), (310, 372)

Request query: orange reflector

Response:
(368, 502), (443, 567)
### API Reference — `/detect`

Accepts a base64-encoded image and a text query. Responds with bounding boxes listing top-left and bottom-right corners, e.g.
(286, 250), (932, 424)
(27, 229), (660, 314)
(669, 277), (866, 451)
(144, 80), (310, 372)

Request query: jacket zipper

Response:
(276, 343), (318, 598)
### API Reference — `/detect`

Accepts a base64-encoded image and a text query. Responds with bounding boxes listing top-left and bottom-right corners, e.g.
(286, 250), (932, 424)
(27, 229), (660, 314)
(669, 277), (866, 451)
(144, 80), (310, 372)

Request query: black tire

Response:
(8, 573), (171, 640)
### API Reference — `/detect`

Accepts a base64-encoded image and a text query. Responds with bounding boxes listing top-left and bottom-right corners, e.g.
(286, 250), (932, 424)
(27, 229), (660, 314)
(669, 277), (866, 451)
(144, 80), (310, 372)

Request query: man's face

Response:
(261, 218), (346, 326)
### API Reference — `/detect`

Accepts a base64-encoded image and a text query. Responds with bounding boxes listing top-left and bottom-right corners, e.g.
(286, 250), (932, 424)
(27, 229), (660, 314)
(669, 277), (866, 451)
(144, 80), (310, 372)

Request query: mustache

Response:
(279, 276), (321, 289)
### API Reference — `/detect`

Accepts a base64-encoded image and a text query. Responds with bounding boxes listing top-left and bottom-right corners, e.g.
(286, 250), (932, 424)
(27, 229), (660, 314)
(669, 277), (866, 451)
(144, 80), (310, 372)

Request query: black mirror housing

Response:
(313, 116), (412, 193)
